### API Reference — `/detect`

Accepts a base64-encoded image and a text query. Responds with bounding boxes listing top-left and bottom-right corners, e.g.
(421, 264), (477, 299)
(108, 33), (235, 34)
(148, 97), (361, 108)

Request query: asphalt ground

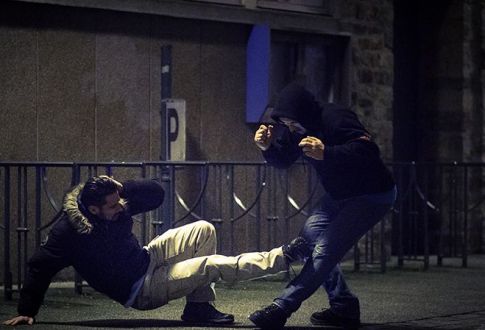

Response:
(1, 255), (485, 329)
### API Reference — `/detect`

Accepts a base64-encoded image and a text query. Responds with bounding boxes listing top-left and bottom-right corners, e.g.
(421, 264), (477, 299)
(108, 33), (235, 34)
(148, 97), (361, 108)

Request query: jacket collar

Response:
(62, 183), (94, 234)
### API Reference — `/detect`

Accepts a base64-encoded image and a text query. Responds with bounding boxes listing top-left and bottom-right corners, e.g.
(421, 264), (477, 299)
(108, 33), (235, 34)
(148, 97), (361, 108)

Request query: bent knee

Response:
(194, 220), (216, 237)
(300, 219), (318, 242)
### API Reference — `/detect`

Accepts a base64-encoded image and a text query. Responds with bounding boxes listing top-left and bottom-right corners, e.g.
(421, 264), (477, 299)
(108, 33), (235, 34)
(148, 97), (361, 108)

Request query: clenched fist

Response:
(254, 125), (274, 151)
(298, 136), (325, 160)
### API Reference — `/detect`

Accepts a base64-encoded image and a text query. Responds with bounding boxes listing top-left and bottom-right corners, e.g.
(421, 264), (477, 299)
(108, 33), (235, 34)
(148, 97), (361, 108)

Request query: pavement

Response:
(1, 255), (485, 330)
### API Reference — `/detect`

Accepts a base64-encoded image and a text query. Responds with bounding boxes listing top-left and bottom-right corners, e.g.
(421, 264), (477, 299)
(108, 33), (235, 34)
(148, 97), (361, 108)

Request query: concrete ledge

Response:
(9, 0), (352, 35)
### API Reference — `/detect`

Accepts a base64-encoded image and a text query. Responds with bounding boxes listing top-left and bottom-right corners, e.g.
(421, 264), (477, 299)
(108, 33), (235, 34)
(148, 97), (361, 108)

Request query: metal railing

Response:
(392, 162), (484, 269)
(1, 161), (483, 299)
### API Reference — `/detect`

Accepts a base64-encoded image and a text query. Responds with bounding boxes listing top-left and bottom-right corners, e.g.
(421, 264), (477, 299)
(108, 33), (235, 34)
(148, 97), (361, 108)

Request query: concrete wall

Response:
(0, 2), (259, 163)
(0, 0), (396, 163)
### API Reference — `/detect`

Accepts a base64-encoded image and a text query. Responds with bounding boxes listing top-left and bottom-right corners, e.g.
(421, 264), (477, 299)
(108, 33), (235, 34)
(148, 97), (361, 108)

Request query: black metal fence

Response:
(392, 162), (484, 269)
(1, 161), (483, 300)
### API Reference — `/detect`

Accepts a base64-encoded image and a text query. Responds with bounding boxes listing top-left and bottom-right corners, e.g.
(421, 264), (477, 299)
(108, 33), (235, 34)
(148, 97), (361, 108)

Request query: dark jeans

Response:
(274, 187), (397, 319)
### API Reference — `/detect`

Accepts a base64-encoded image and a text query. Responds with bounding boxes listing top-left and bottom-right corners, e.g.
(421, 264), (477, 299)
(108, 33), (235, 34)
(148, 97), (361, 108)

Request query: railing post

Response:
(16, 166), (21, 290)
(452, 162), (458, 257)
(72, 163), (84, 295)
(71, 163), (80, 186)
(141, 165), (147, 246)
(380, 215), (387, 273)
(210, 164), (224, 253)
(283, 169), (289, 244)
(353, 242), (360, 272)
(228, 165), (235, 255)
(154, 165), (170, 235)
(410, 163), (417, 262)
(255, 165), (262, 251)
(106, 165), (113, 177)
(463, 165), (468, 267)
(16, 166), (30, 292)
(35, 166), (42, 247)
(168, 165), (175, 232)
(437, 164), (444, 266)
(364, 228), (368, 264)
(4, 166), (13, 300)
(200, 165), (206, 220)
(266, 167), (278, 250)
(423, 164), (429, 270)
(397, 164), (404, 267)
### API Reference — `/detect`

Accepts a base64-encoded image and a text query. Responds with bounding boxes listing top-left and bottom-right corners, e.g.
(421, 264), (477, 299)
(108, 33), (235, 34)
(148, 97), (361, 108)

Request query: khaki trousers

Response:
(132, 220), (287, 310)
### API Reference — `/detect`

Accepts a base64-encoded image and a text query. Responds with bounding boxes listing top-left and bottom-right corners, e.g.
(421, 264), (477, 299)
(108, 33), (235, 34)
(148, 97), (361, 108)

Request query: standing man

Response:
(250, 83), (396, 329)
(4, 175), (309, 326)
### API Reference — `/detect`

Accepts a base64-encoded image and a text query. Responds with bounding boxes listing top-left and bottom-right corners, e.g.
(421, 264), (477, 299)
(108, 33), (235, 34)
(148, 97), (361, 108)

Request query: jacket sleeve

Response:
(262, 128), (302, 169)
(323, 139), (381, 166)
(121, 179), (165, 216)
(18, 223), (72, 317)
(262, 145), (301, 169)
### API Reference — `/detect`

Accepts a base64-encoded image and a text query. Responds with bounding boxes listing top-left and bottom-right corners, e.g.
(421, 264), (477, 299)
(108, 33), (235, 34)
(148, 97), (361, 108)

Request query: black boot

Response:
(310, 308), (360, 329)
(249, 303), (288, 329)
(181, 302), (234, 324)
(282, 236), (311, 263)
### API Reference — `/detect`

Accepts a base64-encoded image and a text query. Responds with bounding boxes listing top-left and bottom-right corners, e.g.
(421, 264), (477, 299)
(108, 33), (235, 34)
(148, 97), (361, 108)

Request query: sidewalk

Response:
(1, 255), (485, 329)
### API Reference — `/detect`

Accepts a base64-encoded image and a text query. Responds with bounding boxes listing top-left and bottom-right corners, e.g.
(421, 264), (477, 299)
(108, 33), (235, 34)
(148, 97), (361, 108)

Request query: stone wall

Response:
(463, 0), (485, 253)
(341, 0), (394, 160)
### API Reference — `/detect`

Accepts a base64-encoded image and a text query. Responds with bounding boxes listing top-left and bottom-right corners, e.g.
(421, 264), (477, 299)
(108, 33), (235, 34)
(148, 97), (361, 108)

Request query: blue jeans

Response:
(274, 187), (397, 319)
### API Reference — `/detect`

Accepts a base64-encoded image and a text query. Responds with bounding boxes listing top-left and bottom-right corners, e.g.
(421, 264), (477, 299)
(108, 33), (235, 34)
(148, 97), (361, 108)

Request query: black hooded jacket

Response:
(17, 179), (164, 317)
(264, 83), (394, 200)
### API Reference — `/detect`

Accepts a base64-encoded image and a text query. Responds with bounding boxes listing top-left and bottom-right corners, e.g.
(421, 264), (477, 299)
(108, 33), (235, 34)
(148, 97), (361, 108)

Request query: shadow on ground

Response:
(36, 319), (451, 330)
(37, 319), (252, 328)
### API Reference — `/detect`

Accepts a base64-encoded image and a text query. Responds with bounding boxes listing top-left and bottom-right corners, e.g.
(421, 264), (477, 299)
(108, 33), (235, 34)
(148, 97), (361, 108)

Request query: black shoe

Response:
(310, 308), (360, 329)
(249, 303), (287, 329)
(282, 236), (311, 263)
(181, 302), (234, 324)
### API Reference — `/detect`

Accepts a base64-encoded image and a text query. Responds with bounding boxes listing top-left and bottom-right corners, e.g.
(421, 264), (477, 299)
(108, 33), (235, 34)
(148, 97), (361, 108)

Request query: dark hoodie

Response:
(264, 83), (394, 200)
(17, 179), (164, 317)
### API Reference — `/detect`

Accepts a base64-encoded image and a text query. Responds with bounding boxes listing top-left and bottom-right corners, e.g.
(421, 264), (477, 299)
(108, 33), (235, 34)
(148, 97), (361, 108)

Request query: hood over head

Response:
(271, 83), (322, 133)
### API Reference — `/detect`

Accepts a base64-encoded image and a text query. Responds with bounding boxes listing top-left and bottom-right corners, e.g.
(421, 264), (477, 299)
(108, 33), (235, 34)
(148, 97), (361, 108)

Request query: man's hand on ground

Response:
(3, 315), (34, 326)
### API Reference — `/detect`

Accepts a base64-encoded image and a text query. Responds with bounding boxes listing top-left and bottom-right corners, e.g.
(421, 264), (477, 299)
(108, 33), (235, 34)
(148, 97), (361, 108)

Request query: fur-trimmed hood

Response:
(62, 183), (94, 235)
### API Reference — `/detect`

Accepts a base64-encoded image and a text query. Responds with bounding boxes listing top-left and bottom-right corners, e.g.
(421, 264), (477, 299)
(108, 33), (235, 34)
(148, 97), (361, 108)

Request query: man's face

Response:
(279, 117), (307, 134)
(89, 191), (125, 221)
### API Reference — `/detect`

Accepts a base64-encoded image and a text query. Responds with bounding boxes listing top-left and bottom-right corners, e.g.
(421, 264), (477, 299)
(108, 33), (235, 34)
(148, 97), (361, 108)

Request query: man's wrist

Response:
(256, 144), (270, 151)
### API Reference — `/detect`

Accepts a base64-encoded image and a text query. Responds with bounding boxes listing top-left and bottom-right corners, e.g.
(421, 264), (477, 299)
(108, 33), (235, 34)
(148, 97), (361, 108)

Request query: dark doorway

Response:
(392, 0), (455, 255)
(393, 0), (457, 162)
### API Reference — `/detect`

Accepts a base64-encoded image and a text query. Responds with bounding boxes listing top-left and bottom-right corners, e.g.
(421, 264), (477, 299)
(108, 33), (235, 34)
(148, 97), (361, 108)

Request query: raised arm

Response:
(259, 126), (302, 169)
(121, 179), (165, 216)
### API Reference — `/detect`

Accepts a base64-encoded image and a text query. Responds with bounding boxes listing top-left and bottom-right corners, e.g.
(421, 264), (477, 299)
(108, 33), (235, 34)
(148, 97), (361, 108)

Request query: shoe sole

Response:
(249, 314), (267, 328)
(181, 316), (234, 325)
(249, 314), (283, 329)
(310, 315), (360, 329)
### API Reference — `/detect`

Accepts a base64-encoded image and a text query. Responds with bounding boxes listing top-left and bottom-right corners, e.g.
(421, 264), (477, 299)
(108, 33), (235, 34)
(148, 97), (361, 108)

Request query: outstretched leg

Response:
(133, 220), (218, 309)
(164, 247), (287, 302)
(134, 220), (290, 310)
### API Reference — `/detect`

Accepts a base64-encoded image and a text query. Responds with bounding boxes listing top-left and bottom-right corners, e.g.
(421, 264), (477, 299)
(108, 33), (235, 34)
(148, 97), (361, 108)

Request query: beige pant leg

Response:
(133, 220), (216, 310)
(164, 247), (287, 303)
(147, 220), (217, 266)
